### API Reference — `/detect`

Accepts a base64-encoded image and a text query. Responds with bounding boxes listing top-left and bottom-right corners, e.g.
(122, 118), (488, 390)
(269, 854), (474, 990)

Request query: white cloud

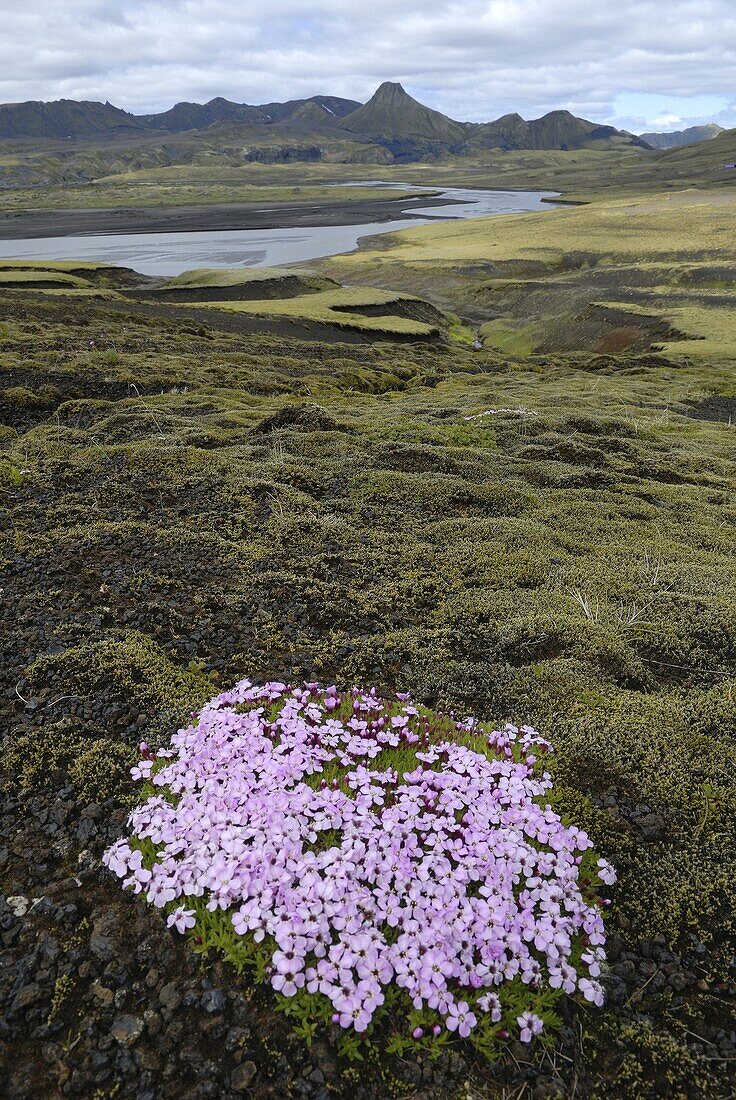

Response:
(652, 114), (683, 127)
(0, 0), (733, 129)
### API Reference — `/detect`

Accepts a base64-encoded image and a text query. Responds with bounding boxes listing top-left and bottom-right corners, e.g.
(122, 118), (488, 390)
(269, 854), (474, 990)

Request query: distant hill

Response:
(472, 109), (649, 151)
(639, 124), (724, 149)
(341, 82), (467, 149)
(597, 125), (736, 192)
(140, 98), (266, 131)
(256, 95), (361, 124)
(0, 99), (144, 139)
(140, 94), (360, 133)
(656, 126), (736, 172)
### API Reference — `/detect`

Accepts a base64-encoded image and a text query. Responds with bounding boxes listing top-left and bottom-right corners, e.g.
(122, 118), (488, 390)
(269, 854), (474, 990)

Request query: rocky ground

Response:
(1, 288), (735, 1097)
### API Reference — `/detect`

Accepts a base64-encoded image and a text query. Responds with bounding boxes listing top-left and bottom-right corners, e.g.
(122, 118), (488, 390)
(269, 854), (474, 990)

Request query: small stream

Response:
(0, 183), (557, 277)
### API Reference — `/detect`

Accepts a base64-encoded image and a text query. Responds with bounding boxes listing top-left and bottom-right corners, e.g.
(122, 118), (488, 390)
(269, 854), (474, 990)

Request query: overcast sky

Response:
(1, 0), (734, 132)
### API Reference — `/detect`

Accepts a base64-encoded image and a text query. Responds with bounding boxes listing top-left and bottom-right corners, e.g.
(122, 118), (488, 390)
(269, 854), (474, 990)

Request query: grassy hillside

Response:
(0, 260), (450, 343)
(0, 268), (93, 288)
(186, 285), (445, 338)
(0, 170), (420, 212)
(316, 188), (736, 362)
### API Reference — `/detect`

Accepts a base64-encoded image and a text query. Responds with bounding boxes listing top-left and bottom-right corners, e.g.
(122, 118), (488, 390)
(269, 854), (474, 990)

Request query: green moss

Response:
(683, 680), (736, 739)
(590, 1019), (724, 1099)
(69, 741), (138, 803)
(3, 721), (136, 802)
(620, 840), (736, 945)
(27, 632), (215, 718)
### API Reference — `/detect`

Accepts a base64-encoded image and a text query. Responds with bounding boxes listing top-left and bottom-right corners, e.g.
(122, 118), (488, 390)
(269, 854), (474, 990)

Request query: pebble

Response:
(7, 895), (31, 917)
(159, 981), (182, 1012)
(202, 988), (227, 1014)
(230, 1061), (257, 1092)
(90, 934), (116, 962)
(91, 980), (115, 1007)
(12, 982), (44, 1011)
(110, 1015), (144, 1046)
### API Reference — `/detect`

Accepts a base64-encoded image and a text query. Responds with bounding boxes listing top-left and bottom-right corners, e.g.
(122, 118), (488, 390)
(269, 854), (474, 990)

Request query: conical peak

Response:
(341, 81), (466, 144)
(372, 81), (411, 101)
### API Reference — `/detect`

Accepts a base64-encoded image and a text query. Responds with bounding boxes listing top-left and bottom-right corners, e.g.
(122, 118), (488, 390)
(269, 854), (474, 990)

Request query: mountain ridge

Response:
(0, 84), (654, 158)
(140, 94), (361, 133)
(471, 108), (650, 151)
(639, 124), (724, 149)
(0, 98), (145, 139)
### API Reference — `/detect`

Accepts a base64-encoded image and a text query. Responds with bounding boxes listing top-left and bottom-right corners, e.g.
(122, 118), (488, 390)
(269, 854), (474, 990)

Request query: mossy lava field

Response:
(1, 267), (735, 1099)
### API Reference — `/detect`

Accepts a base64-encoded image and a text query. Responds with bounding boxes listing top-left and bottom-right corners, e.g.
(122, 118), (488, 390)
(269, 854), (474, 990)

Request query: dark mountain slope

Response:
(257, 95), (361, 123)
(341, 82), (467, 145)
(141, 95), (361, 133)
(655, 125), (736, 178)
(0, 87), (656, 164)
(140, 97), (267, 131)
(0, 99), (145, 139)
(472, 109), (649, 151)
(468, 112), (528, 150)
(640, 124), (724, 149)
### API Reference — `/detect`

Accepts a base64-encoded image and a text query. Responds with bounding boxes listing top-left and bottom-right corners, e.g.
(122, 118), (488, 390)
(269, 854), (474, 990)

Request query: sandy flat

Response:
(0, 193), (459, 240)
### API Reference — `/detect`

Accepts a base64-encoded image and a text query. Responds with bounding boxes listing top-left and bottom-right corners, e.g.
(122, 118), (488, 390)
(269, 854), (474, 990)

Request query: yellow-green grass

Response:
(185, 286), (440, 337)
(445, 314), (476, 345)
(0, 260), (137, 297)
(33, 287), (124, 300)
(162, 266), (333, 290)
(480, 319), (540, 355)
(329, 190), (736, 269)
(0, 269), (93, 288)
(0, 259), (113, 273)
(0, 176), (423, 212)
(315, 189), (736, 360)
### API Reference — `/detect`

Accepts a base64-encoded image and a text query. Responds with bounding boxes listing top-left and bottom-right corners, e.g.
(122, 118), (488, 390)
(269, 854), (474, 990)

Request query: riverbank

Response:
(0, 191), (458, 240)
(0, 186), (556, 277)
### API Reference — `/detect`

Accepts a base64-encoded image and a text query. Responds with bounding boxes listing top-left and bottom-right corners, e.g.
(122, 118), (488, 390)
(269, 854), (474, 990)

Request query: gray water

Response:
(0, 183), (557, 277)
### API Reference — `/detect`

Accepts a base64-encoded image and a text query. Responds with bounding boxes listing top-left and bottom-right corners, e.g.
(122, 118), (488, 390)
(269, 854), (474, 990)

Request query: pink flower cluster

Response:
(104, 679), (614, 1040)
